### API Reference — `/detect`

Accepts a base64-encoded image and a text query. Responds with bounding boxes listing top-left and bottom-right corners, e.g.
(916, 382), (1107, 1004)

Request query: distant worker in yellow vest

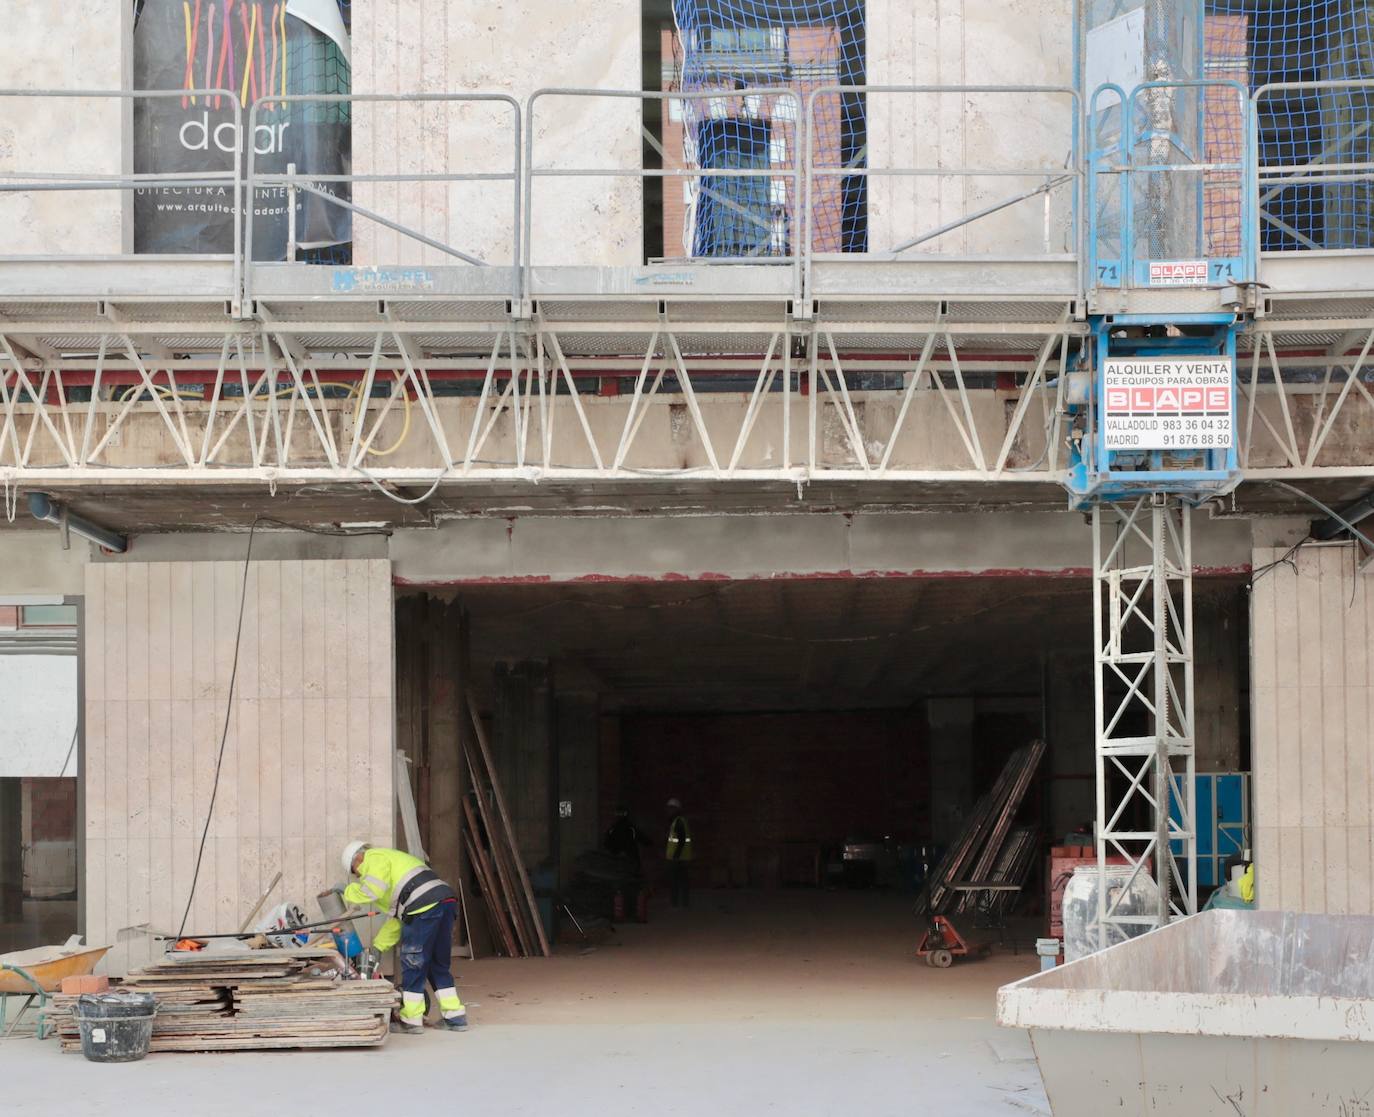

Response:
(665, 798), (694, 909)
(342, 841), (467, 1032)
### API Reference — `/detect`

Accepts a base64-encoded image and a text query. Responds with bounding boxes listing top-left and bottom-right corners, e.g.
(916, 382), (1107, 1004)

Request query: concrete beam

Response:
(391, 511), (1254, 585)
(0, 509), (1254, 600)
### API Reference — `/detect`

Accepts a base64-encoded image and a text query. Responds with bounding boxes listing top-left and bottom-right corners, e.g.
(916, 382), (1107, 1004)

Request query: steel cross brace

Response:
(1092, 495), (1198, 951)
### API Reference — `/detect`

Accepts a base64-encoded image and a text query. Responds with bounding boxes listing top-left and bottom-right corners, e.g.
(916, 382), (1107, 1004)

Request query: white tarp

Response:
(0, 655), (78, 777)
(288, 0), (350, 60)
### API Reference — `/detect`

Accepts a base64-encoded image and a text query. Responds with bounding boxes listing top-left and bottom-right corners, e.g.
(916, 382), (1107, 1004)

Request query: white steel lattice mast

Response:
(1092, 495), (1198, 948)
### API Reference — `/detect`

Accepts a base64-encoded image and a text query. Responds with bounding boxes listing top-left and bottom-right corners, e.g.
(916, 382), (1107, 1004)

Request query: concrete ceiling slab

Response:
(449, 575), (1247, 712)
(7, 478), (1370, 535)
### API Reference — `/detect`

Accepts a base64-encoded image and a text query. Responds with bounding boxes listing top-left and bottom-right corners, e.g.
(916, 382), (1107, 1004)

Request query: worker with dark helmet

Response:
(342, 840), (467, 1032)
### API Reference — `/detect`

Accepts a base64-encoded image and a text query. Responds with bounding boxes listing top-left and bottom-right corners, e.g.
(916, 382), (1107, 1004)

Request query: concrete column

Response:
(0, 778), (23, 922)
(1251, 522), (1374, 914)
(1045, 652), (1095, 842)
(493, 662), (556, 870)
(395, 595), (424, 843)
(599, 714), (623, 828)
(425, 599), (466, 894)
(395, 594), (467, 896)
(556, 693), (600, 885)
(1193, 593), (1243, 772)
(927, 699), (976, 845)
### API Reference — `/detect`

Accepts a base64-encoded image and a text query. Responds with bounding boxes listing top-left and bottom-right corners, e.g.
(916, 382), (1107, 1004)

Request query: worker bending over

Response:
(342, 841), (467, 1032)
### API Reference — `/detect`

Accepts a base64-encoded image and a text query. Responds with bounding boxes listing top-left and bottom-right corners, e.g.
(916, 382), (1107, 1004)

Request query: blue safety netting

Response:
(1209, 0), (1374, 250)
(669, 0), (866, 257)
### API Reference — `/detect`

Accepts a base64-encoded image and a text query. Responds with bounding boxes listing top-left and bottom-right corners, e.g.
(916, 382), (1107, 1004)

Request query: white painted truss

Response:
(0, 309), (1370, 490)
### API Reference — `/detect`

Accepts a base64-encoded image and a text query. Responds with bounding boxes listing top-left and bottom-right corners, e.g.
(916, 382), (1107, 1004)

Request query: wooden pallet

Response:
(46, 949), (398, 1054)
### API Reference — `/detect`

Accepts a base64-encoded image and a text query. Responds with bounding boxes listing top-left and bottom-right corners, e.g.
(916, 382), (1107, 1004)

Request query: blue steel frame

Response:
(1169, 773), (1250, 889)
(1087, 82), (1129, 289)
(1067, 311), (1241, 504)
(1086, 79), (1256, 291)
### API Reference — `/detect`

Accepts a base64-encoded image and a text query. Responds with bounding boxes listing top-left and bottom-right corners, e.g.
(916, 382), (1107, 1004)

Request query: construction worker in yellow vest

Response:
(342, 842), (467, 1032)
(665, 798), (694, 908)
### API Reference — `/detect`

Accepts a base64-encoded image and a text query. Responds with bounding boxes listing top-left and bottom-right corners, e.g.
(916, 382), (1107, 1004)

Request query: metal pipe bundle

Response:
(916, 739), (1047, 917)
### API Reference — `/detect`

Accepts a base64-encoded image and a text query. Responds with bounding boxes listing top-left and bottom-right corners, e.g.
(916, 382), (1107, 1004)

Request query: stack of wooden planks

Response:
(48, 949), (398, 1053)
(461, 701), (551, 958)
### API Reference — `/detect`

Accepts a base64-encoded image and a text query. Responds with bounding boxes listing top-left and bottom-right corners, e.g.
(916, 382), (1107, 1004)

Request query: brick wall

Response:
(659, 24), (846, 258)
(1204, 14), (1249, 258)
(24, 777), (77, 842)
(21, 777), (77, 898)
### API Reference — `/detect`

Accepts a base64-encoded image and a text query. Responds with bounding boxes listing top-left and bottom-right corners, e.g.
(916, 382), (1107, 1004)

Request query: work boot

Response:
(391, 1021), (424, 1035)
(443, 1014), (469, 1032)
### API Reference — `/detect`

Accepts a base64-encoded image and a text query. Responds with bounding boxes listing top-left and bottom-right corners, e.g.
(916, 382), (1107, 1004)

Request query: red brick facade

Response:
(660, 25), (847, 258)
(24, 778), (77, 843)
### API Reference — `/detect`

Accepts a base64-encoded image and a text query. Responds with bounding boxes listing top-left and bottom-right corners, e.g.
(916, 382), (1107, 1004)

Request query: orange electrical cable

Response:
(205, 5), (216, 106)
(256, 3), (267, 108)
(192, 0), (203, 105)
(267, 3), (279, 110)
(279, 1), (287, 100)
(214, 0), (234, 109)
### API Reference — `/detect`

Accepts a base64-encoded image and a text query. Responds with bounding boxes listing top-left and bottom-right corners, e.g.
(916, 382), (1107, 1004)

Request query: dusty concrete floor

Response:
(4, 891), (1049, 1116)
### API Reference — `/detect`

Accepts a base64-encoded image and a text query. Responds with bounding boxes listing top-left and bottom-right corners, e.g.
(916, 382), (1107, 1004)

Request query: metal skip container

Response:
(996, 909), (1374, 1116)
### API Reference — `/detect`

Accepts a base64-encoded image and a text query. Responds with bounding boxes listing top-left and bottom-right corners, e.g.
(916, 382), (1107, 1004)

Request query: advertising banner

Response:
(132, 0), (351, 260)
(1103, 357), (1234, 451)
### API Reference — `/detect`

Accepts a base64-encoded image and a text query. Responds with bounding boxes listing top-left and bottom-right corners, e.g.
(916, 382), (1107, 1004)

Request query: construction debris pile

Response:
(917, 738), (1048, 917)
(48, 949), (397, 1053)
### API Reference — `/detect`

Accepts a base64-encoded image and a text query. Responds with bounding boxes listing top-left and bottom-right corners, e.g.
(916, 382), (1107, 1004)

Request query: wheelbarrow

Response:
(0, 943), (110, 1040)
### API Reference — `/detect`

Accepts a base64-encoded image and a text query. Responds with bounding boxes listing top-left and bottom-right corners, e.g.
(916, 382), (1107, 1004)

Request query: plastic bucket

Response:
(76, 992), (156, 1063)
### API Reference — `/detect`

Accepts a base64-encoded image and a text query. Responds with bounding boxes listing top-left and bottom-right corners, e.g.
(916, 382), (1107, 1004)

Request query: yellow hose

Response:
(119, 384), (205, 402)
(351, 374), (412, 457)
(119, 378), (410, 458)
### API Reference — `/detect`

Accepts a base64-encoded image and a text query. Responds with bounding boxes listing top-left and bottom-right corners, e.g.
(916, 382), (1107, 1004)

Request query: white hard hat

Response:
(342, 840), (370, 876)
(666, 798), (682, 811)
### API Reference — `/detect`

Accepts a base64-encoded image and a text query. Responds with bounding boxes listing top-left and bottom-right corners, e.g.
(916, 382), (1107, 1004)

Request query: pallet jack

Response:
(916, 915), (977, 969)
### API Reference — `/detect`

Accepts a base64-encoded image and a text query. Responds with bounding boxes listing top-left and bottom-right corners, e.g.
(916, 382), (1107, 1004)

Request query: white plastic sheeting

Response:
(0, 655), (78, 777)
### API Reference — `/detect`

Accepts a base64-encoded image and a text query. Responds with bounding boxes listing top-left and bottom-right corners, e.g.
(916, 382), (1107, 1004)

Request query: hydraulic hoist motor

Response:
(1064, 312), (1241, 508)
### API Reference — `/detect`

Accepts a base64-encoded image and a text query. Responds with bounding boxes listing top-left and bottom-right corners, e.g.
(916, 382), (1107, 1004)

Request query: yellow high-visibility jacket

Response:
(666, 815), (694, 862)
(343, 847), (454, 953)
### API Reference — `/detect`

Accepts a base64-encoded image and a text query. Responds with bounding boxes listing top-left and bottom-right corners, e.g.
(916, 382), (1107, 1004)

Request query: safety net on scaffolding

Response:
(666, 0), (867, 259)
(1210, 0), (1374, 250)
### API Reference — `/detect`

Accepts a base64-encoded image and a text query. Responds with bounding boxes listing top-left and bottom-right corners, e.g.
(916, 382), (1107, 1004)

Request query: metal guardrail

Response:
(524, 87), (804, 301)
(244, 92), (523, 306)
(803, 84), (1082, 286)
(1087, 80), (1255, 290)
(6, 84), (1374, 303)
(1252, 79), (1374, 255)
(0, 88), (243, 292)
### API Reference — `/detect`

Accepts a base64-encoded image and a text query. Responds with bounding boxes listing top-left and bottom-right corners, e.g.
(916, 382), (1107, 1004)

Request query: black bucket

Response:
(76, 992), (156, 1063)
